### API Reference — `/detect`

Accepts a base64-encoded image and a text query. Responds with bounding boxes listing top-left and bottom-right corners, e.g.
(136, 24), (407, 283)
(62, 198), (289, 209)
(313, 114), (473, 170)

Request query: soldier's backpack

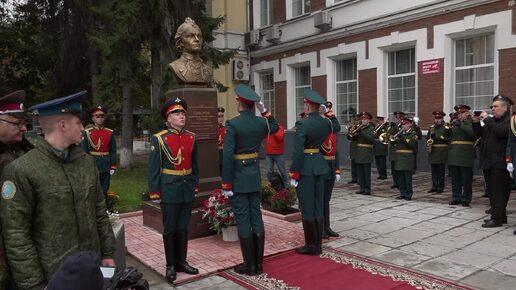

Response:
(107, 267), (149, 290)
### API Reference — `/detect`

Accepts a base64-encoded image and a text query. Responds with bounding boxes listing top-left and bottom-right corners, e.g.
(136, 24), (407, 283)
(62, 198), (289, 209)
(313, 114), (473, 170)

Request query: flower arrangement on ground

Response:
(201, 189), (236, 234)
(270, 186), (297, 214)
(106, 190), (119, 213)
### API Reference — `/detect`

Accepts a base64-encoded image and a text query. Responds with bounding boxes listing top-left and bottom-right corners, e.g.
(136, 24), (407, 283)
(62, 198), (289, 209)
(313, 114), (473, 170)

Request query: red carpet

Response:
(220, 247), (473, 290)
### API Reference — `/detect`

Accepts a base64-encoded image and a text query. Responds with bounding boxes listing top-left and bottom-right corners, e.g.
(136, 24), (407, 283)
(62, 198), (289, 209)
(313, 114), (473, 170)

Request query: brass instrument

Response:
(379, 132), (390, 145)
(347, 123), (364, 139)
(374, 121), (388, 137)
(443, 122), (452, 130)
(389, 129), (403, 142)
(426, 125), (435, 153)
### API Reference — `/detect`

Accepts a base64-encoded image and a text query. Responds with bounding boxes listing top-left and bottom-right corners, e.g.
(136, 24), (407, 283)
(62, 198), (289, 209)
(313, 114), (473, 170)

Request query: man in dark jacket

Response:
(473, 95), (513, 228)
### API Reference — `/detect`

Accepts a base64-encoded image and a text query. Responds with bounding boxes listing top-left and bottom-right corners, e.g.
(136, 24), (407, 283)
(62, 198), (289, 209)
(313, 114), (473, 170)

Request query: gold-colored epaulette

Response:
(104, 128), (113, 132)
(85, 127), (93, 132)
(184, 129), (196, 136)
(154, 130), (168, 137)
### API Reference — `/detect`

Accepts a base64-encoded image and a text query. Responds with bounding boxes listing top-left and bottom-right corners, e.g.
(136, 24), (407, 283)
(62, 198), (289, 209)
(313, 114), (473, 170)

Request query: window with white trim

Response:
(335, 58), (357, 125)
(260, 73), (275, 116)
(259, 0), (273, 27)
(292, 0), (310, 17)
(454, 34), (494, 111)
(295, 66), (311, 118)
(387, 48), (416, 116)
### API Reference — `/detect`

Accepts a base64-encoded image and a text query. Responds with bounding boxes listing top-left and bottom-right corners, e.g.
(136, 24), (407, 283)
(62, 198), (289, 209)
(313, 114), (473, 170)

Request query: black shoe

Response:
(363, 191), (371, 195)
(436, 189), (444, 193)
(483, 218), (507, 224)
(391, 185), (399, 189)
(355, 190), (365, 194)
(513, 229), (516, 235)
(175, 261), (199, 275)
(485, 208), (492, 214)
(253, 232), (265, 274)
(163, 234), (176, 282)
(322, 230), (329, 239)
(175, 231), (199, 275)
(380, 176), (387, 180)
(377, 176), (382, 179)
(449, 200), (461, 205)
(404, 197), (412, 201)
(165, 266), (176, 283)
(481, 194), (490, 198)
(296, 220), (320, 256)
(461, 202), (470, 207)
(395, 196), (404, 199)
(427, 188), (437, 193)
(347, 180), (358, 184)
(481, 220), (503, 228)
(235, 236), (257, 275)
(323, 204), (339, 238)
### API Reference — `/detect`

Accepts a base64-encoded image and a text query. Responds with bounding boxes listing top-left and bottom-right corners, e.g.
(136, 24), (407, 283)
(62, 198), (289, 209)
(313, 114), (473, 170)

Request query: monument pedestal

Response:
(142, 88), (220, 239)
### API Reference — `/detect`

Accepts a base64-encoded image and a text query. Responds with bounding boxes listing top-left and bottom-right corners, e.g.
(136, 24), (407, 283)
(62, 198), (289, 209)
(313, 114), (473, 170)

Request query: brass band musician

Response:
(352, 112), (375, 195)
(388, 111), (405, 188)
(373, 116), (388, 179)
(426, 111), (451, 194)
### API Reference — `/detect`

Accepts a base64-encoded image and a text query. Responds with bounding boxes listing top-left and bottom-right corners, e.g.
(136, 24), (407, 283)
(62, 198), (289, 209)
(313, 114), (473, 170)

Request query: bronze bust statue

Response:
(169, 17), (213, 86)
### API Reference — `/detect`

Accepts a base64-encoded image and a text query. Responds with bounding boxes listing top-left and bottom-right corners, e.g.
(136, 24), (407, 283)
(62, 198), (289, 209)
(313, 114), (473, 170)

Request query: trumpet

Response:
(389, 130), (403, 142)
(374, 122), (388, 137)
(347, 123), (364, 139)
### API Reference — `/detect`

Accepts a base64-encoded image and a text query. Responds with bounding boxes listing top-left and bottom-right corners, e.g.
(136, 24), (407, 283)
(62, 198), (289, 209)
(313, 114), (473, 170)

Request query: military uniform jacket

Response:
(0, 139), (115, 289)
(427, 124), (451, 164)
(148, 128), (199, 203)
(473, 113), (510, 169)
(322, 131), (341, 180)
(373, 122), (389, 156)
(354, 123), (374, 164)
(447, 119), (476, 167)
(388, 122), (401, 162)
(393, 130), (418, 171)
(290, 112), (341, 180)
(221, 110), (278, 193)
(81, 126), (117, 173)
(0, 138), (33, 175)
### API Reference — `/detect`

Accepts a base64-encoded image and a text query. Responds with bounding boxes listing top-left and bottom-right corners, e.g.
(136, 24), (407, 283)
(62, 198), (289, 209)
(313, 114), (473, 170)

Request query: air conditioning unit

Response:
(232, 59), (250, 81)
(244, 30), (260, 47)
(314, 10), (332, 31)
(266, 24), (281, 43)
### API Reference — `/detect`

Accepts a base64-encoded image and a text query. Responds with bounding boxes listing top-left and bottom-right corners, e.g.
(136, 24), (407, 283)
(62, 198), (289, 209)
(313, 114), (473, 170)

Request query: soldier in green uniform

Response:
(0, 91), (116, 289)
(388, 111), (404, 188)
(353, 112), (375, 195)
(80, 106), (117, 200)
(393, 117), (418, 200)
(0, 90), (33, 290)
(289, 89), (341, 256)
(347, 114), (359, 184)
(221, 84), (278, 276)
(373, 116), (389, 180)
(426, 111), (451, 193)
(447, 105), (476, 207)
(147, 97), (199, 282)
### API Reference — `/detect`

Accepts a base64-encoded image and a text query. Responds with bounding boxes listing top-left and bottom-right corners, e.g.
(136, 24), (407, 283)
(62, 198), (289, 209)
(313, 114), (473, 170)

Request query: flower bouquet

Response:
(270, 186), (297, 214)
(201, 189), (236, 234)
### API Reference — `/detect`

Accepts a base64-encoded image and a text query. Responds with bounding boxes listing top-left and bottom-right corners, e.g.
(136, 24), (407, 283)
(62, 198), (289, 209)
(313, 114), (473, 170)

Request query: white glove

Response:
(110, 169), (115, 176)
(290, 179), (298, 188)
(255, 101), (267, 114)
(507, 163), (514, 178)
(222, 190), (234, 197)
(335, 174), (341, 182)
(319, 104), (328, 114)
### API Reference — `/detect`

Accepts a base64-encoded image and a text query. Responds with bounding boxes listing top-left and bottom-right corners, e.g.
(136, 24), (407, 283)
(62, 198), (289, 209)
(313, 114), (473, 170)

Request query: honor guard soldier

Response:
(80, 106), (117, 199)
(448, 105), (476, 207)
(147, 97), (199, 282)
(217, 107), (225, 173)
(388, 111), (405, 188)
(321, 101), (341, 239)
(346, 114), (360, 184)
(0, 90), (33, 290)
(289, 89), (341, 256)
(353, 112), (375, 195)
(426, 111), (451, 193)
(392, 117), (418, 200)
(373, 116), (388, 180)
(0, 91), (116, 289)
(221, 84), (278, 276)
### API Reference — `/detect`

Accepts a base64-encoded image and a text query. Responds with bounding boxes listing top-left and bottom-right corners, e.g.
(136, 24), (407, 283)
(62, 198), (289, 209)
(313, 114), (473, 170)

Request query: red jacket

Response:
(266, 123), (284, 155)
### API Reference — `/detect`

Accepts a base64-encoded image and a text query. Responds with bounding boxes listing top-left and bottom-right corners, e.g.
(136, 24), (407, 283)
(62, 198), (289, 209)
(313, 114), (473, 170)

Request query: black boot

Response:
(235, 236), (257, 275)
(324, 203), (339, 238)
(315, 219), (324, 255)
(163, 234), (176, 283)
(296, 220), (319, 255)
(253, 232), (265, 274)
(175, 231), (199, 275)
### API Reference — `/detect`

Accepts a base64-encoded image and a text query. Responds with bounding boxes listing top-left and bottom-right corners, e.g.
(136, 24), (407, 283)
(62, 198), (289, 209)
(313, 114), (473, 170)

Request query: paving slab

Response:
(461, 270), (516, 290)
(372, 249), (431, 267)
(462, 240), (516, 259)
(440, 250), (502, 269)
(338, 241), (391, 257)
(399, 241), (455, 258)
(413, 258), (480, 280)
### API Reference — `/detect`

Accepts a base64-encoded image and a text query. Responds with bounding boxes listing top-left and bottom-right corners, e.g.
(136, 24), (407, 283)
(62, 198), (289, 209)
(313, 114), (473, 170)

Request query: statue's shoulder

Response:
(169, 60), (187, 82)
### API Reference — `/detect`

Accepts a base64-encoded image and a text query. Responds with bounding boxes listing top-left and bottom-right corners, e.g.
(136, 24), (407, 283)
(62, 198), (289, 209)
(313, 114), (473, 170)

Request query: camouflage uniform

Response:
(0, 139), (115, 289)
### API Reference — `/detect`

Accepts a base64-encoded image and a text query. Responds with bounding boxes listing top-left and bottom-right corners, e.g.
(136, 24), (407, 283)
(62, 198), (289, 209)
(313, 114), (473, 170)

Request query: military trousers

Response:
(350, 159), (358, 181)
(230, 191), (264, 238)
(391, 161), (399, 186)
(356, 163), (371, 192)
(449, 166), (473, 203)
(485, 168), (511, 222)
(375, 155), (387, 178)
(431, 164), (446, 191)
(323, 177), (335, 204)
(99, 172), (111, 197)
(161, 202), (193, 235)
(297, 175), (325, 221)
(397, 170), (413, 198)
(483, 169), (492, 197)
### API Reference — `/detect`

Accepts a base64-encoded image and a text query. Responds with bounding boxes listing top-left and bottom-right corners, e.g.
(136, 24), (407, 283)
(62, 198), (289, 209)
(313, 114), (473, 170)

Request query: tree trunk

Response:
(119, 82), (134, 169)
(89, 49), (100, 104)
(150, 42), (161, 109)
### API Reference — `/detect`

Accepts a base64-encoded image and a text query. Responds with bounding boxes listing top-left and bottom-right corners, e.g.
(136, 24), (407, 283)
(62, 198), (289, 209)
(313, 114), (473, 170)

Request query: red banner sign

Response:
(421, 60), (441, 74)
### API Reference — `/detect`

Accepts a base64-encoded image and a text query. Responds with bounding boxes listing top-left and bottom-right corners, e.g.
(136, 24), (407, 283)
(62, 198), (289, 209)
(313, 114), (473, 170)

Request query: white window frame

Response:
(386, 47), (417, 116)
(254, 0), (273, 28)
(335, 58), (358, 126)
(260, 72), (275, 117)
(453, 33), (495, 111)
(294, 66), (312, 119)
(287, 0), (310, 19)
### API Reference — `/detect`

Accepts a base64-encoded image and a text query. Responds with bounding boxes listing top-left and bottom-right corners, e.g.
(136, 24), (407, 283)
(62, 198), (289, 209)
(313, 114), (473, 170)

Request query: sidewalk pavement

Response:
(126, 168), (516, 290)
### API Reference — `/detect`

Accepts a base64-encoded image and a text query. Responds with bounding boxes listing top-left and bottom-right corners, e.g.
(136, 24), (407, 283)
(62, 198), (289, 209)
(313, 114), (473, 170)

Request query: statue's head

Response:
(175, 17), (203, 53)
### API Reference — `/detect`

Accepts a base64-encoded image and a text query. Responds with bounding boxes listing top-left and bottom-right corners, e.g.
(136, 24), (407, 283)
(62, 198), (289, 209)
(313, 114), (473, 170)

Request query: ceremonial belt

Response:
(357, 143), (373, 148)
(450, 141), (474, 145)
(161, 168), (192, 176)
(90, 151), (109, 156)
(432, 144), (448, 148)
(303, 148), (320, 154)
(234, 152), (259, 160)
(324, 155), (336, 160)
(396, 149), (413, 153)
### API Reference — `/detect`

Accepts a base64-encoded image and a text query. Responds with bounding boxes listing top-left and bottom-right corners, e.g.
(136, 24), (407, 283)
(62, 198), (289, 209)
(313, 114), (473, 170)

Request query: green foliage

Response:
(139, 108), (166, 133)
(110, 160), (147, 212)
